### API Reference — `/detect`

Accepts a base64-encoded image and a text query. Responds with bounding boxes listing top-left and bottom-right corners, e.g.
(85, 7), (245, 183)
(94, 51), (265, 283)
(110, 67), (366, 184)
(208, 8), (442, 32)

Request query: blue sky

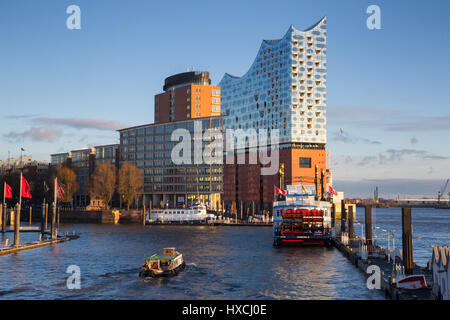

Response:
(1, 0), (449, 197)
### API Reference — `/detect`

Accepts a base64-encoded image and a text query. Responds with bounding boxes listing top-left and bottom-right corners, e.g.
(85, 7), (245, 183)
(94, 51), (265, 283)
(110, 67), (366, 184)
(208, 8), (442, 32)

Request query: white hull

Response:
(150, 206), (212, 222)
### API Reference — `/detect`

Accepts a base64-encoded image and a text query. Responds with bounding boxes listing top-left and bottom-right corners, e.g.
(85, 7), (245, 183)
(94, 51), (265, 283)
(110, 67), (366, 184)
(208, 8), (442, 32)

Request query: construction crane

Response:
(438, 179), (449, 202)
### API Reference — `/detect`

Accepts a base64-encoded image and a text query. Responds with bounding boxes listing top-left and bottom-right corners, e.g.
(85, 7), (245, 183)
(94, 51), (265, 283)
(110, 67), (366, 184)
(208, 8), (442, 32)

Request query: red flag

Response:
(274, 186), (286, 196)
(21, 176), (32, 199)
(4, 182), (12, 199)
(328, 185), (338, 196)
(56, 180), (64, 200)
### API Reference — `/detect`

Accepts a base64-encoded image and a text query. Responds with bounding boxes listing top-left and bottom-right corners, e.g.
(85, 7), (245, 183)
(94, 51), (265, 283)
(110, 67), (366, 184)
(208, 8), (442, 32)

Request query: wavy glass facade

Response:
(219, 17), (327, 147)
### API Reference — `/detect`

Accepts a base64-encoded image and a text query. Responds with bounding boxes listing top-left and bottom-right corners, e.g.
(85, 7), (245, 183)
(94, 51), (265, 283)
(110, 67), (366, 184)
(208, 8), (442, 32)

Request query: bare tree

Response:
(118, 162), (143, 211)
(56, 163), (79, 206)
(89, 162), (116, 210)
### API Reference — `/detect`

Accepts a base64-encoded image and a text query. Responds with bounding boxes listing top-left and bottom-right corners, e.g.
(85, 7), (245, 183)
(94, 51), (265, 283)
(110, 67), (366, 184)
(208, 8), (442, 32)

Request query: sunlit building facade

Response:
(118, 116), (224, 209)
(219, 17), (328, 213)
(51, 144), (120, 207)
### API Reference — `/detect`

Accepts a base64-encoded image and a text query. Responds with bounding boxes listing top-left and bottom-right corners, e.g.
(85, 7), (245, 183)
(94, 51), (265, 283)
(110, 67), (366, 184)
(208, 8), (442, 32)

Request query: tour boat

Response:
(150, 203), (215, 223)
(273, 185), (332, 246)
(139, 248), (186, 277)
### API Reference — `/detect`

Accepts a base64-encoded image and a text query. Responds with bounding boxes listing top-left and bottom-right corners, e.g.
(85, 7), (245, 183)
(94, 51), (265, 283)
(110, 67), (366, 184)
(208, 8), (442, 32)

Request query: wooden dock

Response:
(332, 237), (434, 299)
(0, 234), (79, 256)
(332, 205), (436, 300)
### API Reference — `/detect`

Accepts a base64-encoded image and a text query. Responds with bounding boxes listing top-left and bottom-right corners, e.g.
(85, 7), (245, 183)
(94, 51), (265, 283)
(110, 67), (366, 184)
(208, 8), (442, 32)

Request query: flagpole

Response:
(51, 177), (58, 239)
(19, 171), (23, 207)
(54, 177), (57, 205)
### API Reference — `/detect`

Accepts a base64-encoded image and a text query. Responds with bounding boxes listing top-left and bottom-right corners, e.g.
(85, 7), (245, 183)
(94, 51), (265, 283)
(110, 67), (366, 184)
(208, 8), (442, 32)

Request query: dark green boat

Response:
(139, 248), (185, 277)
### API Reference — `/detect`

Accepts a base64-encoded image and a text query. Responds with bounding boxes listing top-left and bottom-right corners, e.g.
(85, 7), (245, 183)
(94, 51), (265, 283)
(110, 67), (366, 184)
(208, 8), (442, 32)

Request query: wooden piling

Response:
(14, 204), (21, 246)
(51, 202), (57, 239)
(340, 200), (346, 234)
(0, 204), (2, 230)
(9, 209), (14, 227)
(29, 207), (32, 225)
(240, 200), (243, 221)
(1, 204), (5, 233)
(402, 207), (414, 275)
(365, 206), (373, 253)
(41, 200), (46, 238)
(142, 203), (146, 225)
(57, 207), (60, 229)
(45, 203), (48, 230)
(348, 205), (354, 241)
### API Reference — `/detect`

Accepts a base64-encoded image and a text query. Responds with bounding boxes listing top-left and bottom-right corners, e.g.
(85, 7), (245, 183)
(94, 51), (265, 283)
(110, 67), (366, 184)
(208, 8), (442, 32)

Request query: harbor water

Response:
(0, 207), (448, 300)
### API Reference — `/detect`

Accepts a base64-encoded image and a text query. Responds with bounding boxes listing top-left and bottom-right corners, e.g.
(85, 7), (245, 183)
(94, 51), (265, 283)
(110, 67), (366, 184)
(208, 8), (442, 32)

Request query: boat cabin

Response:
(163, 248), (176, 255)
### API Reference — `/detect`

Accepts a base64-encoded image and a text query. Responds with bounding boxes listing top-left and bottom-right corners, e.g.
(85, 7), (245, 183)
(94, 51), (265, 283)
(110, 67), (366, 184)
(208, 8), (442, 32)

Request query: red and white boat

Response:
(397, 275), (427, 290)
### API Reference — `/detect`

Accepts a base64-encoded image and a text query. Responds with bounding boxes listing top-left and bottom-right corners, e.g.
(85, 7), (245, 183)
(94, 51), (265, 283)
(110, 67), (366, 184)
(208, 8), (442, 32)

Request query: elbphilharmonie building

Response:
(220, 17), (329, 213)
(220, 17), (327, 146)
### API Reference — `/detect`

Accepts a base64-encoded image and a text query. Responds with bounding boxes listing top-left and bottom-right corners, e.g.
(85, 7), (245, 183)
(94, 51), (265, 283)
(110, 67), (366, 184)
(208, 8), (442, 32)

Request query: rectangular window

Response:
(299, 157), (311, 168)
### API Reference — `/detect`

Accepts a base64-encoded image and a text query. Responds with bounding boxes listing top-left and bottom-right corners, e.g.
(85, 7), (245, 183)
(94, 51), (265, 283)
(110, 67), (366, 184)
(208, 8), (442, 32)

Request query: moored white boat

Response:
(150, 204), (214, 223)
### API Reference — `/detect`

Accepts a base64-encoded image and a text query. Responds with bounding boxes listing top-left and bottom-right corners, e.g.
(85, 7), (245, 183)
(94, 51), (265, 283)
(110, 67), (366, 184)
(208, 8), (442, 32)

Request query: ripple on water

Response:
(4, 213), (444, 300)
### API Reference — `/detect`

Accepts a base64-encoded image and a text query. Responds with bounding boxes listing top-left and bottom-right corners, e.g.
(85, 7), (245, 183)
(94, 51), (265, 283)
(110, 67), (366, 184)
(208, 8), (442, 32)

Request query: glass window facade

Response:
(118, 116), (224, 198)
(219, 18), (327, 146)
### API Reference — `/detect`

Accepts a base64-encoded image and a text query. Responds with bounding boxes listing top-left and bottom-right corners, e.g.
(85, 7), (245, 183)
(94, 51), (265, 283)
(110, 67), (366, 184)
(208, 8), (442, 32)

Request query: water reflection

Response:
(0, 223), (390, 299)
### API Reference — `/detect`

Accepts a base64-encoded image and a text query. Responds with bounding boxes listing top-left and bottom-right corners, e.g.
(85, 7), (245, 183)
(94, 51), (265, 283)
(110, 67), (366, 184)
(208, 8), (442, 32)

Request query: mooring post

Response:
(45, 203), (48, 230)
(41, 200), (46, 238)
(57, 207), (60, 229)
(402, 207), (414, 275)
(142, 203), (146, 225)
(240, 200), (243, 222)
(340, 200), (346, 234)
(348, 205), (354, 242)
(365, 206), (373, 253)
(252, 201), (255, 217)
(51, 202), (57, 239)
(1, 204), (6, 233)
(13, 203), (21, 246)
(29, 206), (32, 225)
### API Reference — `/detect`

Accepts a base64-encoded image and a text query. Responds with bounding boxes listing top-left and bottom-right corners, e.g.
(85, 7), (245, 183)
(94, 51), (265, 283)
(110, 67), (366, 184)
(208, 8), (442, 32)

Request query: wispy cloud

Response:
(35, 117), (125, 131)
(3, 127), (62, 142)
(357, 148), (448, 166)
(386, 116), (450, 132)
(328, 106), (450, 132)
(6, 114), (41, 120)
(331, 131), (381, 145)
(334, 178), (446, 198)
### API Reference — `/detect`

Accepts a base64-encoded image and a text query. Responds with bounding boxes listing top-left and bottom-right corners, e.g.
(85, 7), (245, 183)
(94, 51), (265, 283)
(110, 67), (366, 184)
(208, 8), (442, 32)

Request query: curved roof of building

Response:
(220, 17), (326, 83)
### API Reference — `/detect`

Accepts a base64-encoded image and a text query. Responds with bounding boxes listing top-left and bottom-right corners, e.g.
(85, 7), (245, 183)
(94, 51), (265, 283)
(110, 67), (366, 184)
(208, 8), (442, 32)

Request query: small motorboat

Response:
(139, 247), (185, 277)
(397, 275), (427, 290)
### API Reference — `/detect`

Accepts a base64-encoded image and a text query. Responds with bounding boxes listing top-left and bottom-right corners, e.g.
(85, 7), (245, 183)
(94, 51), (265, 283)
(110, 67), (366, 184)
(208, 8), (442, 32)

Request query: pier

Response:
(0, 234), (79, 256)
(331, 205), (436, 300)
(0, 203), (80, 256)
